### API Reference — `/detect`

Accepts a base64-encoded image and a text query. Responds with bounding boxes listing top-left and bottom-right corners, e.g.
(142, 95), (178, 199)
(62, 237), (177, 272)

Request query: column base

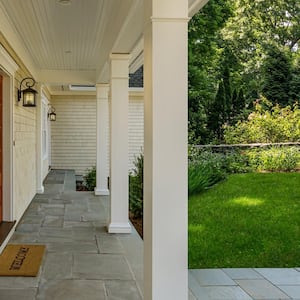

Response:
(37, 186), (44, 194)
(94, 188), (110, 196)
(108, 222), (132, 234)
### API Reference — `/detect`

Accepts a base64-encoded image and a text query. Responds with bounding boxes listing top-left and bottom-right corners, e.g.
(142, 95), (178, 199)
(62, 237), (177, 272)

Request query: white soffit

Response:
(0, 0), (138, 83)
(0, 0), (208, 88)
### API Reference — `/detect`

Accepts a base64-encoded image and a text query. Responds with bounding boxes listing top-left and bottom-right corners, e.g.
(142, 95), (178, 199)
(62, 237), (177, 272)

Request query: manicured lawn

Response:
(188, 172), (300, 269)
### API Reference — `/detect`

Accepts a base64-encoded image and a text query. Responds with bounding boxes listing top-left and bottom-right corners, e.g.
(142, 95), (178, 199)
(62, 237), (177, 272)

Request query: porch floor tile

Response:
(1, 170), (299, 299)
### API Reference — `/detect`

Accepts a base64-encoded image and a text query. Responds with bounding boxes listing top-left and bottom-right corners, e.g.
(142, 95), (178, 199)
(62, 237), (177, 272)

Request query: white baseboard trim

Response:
(108, 222), (132, 234)
(94, 188), (110, 196)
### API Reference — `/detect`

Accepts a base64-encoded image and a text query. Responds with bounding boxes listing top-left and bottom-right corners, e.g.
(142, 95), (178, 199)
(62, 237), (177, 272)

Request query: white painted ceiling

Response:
(0, 0), (208, 91)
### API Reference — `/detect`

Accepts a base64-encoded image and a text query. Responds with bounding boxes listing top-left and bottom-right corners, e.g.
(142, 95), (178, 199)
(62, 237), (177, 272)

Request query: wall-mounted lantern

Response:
(18, 77), (37, 107)
(48, 105), (57, 121)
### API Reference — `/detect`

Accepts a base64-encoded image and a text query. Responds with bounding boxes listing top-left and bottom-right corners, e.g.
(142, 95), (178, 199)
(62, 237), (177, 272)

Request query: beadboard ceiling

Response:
(0, 0), (208, 89)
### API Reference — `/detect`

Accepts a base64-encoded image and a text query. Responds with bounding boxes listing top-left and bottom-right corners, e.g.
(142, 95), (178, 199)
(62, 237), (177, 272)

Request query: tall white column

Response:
(144, 1), (189, 299)
(36, 83), (44, 194)
(95, 84), (110, 196)
(108, 54), (131, 234)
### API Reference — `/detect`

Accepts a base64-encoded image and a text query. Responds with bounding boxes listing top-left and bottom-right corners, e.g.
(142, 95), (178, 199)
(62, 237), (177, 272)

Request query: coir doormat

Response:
(0, 244), (45, 276)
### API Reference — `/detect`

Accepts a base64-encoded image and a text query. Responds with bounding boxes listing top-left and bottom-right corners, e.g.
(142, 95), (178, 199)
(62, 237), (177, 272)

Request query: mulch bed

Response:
(129, 213), (143, 239)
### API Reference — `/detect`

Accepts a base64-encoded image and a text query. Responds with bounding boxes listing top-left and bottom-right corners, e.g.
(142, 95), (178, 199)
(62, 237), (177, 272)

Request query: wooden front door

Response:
(0, 75), (2, 223)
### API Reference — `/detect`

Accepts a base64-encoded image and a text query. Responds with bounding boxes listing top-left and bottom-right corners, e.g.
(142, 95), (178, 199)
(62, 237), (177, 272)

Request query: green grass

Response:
(188, 172), (300, 269)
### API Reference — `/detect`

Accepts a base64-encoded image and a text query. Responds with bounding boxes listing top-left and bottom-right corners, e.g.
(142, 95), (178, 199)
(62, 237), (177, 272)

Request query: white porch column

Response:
(36, 83), (44, 194)
(108, 54), (131, 234)
(95, 84), (110, 196)
(144, 1), (189, 299)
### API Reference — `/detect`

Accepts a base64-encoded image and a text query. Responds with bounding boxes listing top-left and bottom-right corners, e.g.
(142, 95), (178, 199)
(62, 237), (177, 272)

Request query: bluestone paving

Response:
(73, 253), (133, 280)
(278, 285), (300, 299)
(1, 169), (300, 299)
(222, 268), (263, 280)
(236, 279), (290, 299)
(96, 234), (125, 254)
(195, 286), (253, 300)
(255, 268), (300, 285)
(105, 280), (142, 300)
(36, 279), (107, 300)
(41, 253), (72, 280)
(0, 288), (37, 300)
(189, 269), (236, 286)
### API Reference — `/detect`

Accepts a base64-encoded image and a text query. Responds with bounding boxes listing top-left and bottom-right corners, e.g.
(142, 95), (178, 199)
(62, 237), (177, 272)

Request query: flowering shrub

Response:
(224, 100), (300, 143)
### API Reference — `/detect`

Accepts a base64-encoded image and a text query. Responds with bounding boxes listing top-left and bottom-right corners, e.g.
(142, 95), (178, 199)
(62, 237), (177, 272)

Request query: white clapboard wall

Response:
(50, 89), (144, 176)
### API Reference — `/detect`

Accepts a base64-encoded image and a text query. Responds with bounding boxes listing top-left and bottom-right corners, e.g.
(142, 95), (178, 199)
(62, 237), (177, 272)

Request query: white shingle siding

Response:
(50, 90), (144, 176)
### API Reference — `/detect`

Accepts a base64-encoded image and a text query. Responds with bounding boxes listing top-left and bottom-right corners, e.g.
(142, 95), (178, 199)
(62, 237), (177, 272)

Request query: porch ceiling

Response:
(0, 0), (208, 90)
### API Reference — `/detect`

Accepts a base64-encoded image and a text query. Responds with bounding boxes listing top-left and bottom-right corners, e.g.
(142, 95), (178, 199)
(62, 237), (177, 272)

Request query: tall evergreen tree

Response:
(262, 46), (292, 106)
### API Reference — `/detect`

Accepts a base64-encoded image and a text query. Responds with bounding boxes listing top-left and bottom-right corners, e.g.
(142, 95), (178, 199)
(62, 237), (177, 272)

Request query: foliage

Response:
(247, 146), (300, 172)
(188, 149), (228, 195)
(129, 153), (144, 218)
(222, 0), (300, 104)
(83, 166), (96, 191)
(224, 101), (300, 143)
(189, 173), (300, 268)
(188, 0), (233, 143)
(188, 0), (300, 143)
(261, 46), (293, 106)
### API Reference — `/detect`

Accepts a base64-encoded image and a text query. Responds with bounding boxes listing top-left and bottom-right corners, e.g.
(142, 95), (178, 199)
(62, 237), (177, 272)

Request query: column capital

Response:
(145, 0), (188, 20)
(96, 84), (110, 100)
(96, 83), (109, 88)
(110, 54), (131, 80)
(110, 53), (131, 61)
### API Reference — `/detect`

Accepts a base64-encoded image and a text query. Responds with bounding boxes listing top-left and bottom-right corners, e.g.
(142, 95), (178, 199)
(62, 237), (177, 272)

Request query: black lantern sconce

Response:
(48, 105), (57, 121)
(18, 77), (37, 107)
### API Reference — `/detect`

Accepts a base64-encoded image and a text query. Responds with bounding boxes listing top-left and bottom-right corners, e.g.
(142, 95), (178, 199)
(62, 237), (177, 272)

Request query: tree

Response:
(222, 0), (300, 104)
(261, 46), (292, 106)
(188, 0), (233, 143)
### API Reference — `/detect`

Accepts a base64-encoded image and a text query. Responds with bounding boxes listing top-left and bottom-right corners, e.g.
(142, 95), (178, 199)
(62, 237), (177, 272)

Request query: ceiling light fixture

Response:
(58, 0), (71, 6)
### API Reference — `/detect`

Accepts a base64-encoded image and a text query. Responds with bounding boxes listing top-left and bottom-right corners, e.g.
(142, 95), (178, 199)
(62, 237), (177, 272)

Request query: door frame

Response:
(0, 45), (18, 222)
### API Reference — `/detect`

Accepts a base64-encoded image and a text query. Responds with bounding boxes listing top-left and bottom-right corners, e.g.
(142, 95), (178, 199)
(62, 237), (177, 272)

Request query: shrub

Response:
(83, 166), (96, 191)
(223, 150), (252, 173)
(129, 153), (144, 218)
(247, 146), (300, 172)
(224, 100), (300, 144)
(188, 150), (227, 195)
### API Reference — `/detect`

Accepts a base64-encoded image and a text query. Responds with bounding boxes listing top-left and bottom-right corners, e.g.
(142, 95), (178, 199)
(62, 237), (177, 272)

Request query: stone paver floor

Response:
(0, 169), (299, 300)
(0, 170), (143, 300)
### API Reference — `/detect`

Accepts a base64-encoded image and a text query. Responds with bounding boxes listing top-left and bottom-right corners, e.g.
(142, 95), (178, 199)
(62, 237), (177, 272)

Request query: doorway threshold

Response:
(0, 221), (16, 252)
